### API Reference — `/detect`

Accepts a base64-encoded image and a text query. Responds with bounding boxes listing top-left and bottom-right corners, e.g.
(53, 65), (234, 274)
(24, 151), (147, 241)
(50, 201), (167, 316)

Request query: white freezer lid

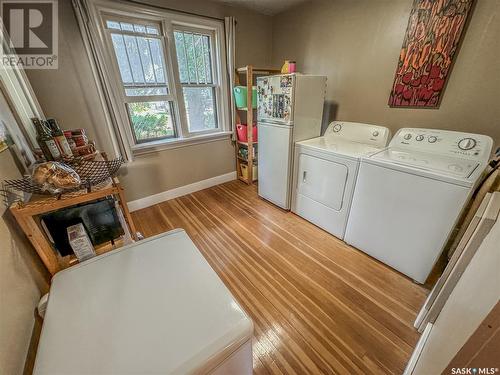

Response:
(296, 137), (384, 160)
(366, 148), (482, 186)
(34, 229), (253, 375)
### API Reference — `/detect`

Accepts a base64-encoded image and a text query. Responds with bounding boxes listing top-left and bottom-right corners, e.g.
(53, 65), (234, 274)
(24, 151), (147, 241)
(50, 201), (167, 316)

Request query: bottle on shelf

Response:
(46, 118), (73, 159)
(64, 130), (77, 153)
(32, 118), (61, 161)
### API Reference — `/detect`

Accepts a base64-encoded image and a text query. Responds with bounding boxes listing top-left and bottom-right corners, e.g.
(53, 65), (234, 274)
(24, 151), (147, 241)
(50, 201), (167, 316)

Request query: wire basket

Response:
(3, 157), (124, 195)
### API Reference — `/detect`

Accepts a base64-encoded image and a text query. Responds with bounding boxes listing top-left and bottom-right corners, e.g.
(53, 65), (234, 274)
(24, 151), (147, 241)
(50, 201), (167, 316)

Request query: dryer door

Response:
(292, 148), (357, 239)
(297, 153), (348, 210)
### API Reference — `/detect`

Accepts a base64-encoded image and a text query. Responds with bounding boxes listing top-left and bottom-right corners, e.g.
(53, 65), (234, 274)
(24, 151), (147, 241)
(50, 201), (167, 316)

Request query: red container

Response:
(236, 123), (257, 142)
(73, 135), (88, 147)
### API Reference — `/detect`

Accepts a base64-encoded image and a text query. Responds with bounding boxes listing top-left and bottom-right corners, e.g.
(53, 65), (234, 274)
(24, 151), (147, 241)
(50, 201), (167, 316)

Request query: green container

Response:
(233, 86), (257, 109)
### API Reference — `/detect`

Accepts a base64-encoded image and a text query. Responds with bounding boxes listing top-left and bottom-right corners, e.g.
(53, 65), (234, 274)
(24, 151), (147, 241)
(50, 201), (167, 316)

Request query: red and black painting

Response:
(388, 0), (474, 108)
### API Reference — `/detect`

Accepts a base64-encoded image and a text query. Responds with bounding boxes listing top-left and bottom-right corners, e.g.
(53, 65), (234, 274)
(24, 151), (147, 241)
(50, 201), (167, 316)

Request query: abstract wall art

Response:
(388, 0), (475, 108)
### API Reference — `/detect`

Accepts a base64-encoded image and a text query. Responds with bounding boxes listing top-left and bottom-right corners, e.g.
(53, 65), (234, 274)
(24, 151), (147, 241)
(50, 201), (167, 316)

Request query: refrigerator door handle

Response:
(303, 171), (307, 183)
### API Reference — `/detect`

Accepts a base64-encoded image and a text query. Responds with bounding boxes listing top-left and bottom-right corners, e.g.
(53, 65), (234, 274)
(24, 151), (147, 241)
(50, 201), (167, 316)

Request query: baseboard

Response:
(127, 171), (237, 212)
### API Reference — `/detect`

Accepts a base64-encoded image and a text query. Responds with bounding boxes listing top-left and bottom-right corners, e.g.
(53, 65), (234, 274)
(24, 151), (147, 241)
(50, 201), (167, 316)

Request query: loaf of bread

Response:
(32, 163), (53, 185)
(31, 162), (81, 193)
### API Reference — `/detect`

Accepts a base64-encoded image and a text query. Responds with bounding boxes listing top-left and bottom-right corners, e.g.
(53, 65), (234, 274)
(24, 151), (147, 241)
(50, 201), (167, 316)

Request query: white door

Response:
(258, 123), (292, 209)
(345, 162), (469, 283)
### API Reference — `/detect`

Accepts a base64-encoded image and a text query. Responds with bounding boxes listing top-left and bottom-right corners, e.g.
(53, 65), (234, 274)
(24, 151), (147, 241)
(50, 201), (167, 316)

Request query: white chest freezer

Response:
(34, 229), (253, 375)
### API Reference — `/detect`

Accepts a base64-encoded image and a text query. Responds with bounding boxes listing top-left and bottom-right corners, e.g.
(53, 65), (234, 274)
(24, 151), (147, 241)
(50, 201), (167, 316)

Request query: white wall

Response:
(0, 152), (49, 374)
(0, 87), (49, 374)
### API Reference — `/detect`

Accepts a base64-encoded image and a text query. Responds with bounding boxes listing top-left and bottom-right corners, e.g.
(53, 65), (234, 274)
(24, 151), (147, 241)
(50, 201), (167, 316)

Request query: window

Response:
(174, 29), (217, 132)
(97, 4), (229, 153)
(107, 20), (175, 143)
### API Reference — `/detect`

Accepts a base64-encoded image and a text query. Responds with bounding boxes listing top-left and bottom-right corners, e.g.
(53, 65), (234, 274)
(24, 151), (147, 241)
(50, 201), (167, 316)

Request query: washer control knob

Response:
(372, 130), (379, 137)
(428, 136), (437, 143)
(403, 133), (412, 140)
(458, 137), (477, 150)
(332, 124), (342, 133)
(416, 135), (424, 141)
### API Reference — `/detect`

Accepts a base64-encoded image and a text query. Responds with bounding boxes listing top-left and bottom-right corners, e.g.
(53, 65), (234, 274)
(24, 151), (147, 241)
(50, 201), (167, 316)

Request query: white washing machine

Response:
(291, 121), (391, 239)
(34, 229), (253, 375)
(345, 128), (493, 283)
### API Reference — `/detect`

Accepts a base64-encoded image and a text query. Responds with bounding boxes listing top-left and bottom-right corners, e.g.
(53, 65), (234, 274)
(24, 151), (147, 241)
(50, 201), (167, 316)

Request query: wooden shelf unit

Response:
(235, 65), (280, 184)
(10, 177), (138, 276)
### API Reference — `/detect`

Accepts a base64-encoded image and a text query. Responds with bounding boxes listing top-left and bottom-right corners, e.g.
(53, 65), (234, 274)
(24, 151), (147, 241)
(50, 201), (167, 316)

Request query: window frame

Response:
(91, 0), (230, 155)
(172, 25), (219, 135)
(102, 15), (179, 144)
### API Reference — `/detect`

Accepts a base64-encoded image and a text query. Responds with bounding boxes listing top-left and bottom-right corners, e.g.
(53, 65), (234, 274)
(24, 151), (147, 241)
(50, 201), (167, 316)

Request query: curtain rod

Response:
(123, 0), (225, 21)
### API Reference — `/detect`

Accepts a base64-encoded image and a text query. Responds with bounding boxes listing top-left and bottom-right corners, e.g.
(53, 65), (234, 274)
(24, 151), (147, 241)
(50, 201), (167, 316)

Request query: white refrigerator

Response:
(257, 73), (326, 209)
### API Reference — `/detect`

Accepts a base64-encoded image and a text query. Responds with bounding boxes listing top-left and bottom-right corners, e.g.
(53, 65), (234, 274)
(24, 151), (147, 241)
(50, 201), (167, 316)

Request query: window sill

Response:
(131, 131), (233, 156)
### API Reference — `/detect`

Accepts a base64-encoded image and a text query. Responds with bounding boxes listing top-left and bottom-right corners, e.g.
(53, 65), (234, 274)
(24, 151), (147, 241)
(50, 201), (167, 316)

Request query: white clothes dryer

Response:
(292, 121), (391, 239)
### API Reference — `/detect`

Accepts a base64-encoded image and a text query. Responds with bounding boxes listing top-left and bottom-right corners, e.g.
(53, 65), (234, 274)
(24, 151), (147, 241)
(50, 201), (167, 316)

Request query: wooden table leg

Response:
(115, 183), (138, 240)
(11, 209), (60, 276)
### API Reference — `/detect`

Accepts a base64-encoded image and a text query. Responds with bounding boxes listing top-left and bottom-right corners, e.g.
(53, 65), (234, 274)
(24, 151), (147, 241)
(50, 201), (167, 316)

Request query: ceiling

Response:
(214, 0), (310, 15)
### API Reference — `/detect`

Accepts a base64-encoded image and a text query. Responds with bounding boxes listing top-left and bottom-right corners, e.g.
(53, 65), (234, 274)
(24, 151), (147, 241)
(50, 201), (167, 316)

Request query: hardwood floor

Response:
(131, 181), (428, 374)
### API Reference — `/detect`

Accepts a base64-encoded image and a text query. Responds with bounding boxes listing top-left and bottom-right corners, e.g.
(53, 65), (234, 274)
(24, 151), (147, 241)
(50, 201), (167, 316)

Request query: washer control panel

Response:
(324, 121), (391, 148)
(391, 128), (493, 161)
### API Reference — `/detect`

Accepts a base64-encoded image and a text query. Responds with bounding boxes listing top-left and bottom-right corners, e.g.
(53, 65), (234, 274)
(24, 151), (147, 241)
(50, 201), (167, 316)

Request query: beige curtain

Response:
(72, 0), (132, 161)
(224, 17), (237, 141)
